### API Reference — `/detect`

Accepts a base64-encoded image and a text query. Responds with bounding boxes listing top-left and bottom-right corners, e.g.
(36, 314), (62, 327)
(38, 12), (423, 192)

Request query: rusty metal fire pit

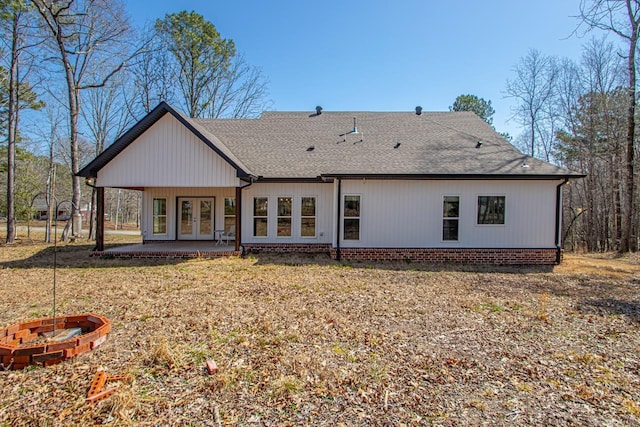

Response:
(0, 313), (111, 370)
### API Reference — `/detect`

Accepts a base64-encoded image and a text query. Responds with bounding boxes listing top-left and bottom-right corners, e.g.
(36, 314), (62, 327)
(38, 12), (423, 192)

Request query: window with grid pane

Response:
(442, 196), (459, 241)
(277, 197), (292, 237)
(253, 197), (268, 237)
(224, 198), (236, 234)
(301, 197), (316, 237)
(343, 195), (360, 240)
(153, 198), (167, 235)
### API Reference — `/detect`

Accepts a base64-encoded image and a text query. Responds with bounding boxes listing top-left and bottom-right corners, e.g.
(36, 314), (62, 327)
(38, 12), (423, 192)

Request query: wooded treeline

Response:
(2, 0), (640, 253)
(500, 1), (640, 253)
(1, 1), (271, 243)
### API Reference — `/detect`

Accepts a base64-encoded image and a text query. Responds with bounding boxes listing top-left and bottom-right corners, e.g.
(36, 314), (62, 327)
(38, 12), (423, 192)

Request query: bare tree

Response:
(81, 76), (135, 239)
(506, 49), (559, 160)
(31, 0), (136, 238)
(579, 0), (640, 252)
(204, 55), (271, 119)
(127, 24), (175, 116)
(153, 11), (270, 119)
(555, 37), (627, 252)
(1, 1), (44, 243)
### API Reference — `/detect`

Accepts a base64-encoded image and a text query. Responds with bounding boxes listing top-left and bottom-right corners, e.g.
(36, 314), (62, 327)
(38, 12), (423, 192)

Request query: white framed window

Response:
(343, 195), (361, 240)
(277, 196), (292, 237)
(477, 195), (506, 225)
(253, 197), (268, 237)
(224, 197), (236, 233)
(442, 195), (459, 241)
(301, 196), (316, 237)
(152, 198), (167, 235)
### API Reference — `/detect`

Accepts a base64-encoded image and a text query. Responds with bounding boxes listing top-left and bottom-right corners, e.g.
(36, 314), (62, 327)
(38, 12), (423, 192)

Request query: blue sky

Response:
(126, 0), (595, 138)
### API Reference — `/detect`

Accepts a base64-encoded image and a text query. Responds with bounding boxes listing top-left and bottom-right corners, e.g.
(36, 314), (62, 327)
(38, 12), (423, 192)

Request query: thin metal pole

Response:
(53, 208), (57, 337)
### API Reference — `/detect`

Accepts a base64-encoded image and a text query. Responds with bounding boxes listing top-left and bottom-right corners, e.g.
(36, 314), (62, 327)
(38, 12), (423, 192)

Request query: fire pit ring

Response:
(0, 313), (111, 370)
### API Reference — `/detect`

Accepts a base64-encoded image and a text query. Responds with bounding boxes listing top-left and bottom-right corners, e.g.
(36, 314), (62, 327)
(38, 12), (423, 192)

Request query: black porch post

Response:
(235, 186), (241, 252)
(96, 187), (105, 251)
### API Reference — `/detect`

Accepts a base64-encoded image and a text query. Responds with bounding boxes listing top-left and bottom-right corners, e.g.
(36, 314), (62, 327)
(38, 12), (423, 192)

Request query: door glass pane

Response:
(200, 200), (212, 235)
(181, 200), (193, 235)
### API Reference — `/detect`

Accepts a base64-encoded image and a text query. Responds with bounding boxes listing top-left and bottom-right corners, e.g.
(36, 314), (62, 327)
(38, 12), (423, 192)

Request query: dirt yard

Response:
(0, 241), (639, 426)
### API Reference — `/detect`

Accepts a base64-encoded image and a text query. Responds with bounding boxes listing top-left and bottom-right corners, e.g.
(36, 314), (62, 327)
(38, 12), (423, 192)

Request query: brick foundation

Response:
(0, 314), (111, 370)
(244, 243), (332, 254)
(244, 244), (559, 265)
(331, 248), (560, 265)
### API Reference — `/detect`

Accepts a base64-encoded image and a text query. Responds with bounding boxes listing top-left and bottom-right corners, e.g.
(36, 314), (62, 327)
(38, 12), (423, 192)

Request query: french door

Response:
(178, 197), (215, 240)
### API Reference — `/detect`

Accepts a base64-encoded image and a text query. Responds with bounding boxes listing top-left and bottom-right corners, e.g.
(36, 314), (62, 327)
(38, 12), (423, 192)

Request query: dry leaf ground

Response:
(1, 238), (639, 426)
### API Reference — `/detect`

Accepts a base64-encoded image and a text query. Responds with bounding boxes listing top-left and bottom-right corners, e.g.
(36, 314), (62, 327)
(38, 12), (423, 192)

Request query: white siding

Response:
(97, 115), (240, 188)
(142, 180), (561, 248)
(242, 183), (334, 244)
(336, 179), (561, 249)
(142, 187), (236, 240)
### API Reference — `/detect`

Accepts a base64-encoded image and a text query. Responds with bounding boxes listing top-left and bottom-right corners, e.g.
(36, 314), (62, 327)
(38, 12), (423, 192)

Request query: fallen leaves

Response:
(0, 247), (639, 425)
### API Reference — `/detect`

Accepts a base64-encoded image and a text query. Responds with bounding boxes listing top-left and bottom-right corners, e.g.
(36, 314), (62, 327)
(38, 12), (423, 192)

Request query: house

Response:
(78, 102), (582, 264)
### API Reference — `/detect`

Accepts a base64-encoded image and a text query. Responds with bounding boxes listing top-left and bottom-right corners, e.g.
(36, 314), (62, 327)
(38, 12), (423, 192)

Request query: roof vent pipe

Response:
(315, 106), (323, 115)
(415, 106), (423, 115)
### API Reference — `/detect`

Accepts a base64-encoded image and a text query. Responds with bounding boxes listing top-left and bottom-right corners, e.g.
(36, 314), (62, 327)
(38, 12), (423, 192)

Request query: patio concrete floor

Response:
(96, 241), (241, 258)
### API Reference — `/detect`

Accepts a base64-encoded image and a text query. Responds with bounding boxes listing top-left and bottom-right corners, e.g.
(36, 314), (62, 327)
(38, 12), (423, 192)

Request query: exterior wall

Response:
(142, 187), (236, 241)
(241, 182), (334, 245)
(335, 179), (562, 249)
(97, 114), (240, 188)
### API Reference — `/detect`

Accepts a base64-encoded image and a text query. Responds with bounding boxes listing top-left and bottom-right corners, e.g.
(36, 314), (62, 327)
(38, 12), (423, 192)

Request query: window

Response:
(277, 197), (292, 237)
(442, 196), (459, 241)
(253, 197), (268, 237)
(343, 195), (360, 240)
(301, 197), (316, 237)
(224, 198), (236, 233)
(477, 195), (505, 225)
(152, 198), (167, 235)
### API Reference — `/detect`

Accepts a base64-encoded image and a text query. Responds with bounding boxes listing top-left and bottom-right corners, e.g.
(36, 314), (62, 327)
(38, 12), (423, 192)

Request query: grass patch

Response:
(0, 248), (639, 425)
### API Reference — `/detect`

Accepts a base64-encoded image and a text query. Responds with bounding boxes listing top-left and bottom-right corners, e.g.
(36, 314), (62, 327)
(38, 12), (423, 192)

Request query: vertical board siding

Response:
(143, 187), (236, 240)
(242, 183), (334, 244)
(337, 179), (560, 249)
(142, 180), (559, 248)
(97, 115), (240, 188)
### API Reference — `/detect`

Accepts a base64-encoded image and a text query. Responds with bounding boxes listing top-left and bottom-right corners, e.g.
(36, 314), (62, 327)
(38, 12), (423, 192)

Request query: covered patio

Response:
(92, 240), (242, 259)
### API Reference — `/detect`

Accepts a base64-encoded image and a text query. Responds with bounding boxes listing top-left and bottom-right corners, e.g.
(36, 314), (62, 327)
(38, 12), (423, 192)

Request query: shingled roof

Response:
(193, 110), (576, 179)
(79, 102), (580, 180)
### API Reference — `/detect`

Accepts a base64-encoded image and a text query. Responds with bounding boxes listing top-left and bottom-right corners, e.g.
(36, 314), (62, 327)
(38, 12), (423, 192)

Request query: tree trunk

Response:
(621, 12), (638, 253)
(6, 14), (19, 244)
